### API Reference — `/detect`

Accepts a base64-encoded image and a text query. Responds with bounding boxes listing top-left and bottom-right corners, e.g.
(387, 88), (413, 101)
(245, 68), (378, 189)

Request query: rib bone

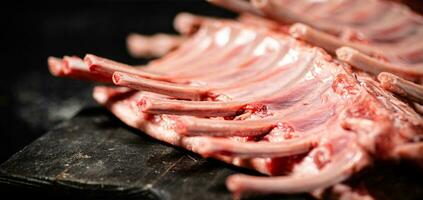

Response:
(113, 71), (210, 100)
(138, 96), (246, 117)
(85, 54), (170, 81)
(226, 140), (368, 195)
(184, 131), (321, 158)
(336, 47), (423, 80)
(377, 72), (423, 104)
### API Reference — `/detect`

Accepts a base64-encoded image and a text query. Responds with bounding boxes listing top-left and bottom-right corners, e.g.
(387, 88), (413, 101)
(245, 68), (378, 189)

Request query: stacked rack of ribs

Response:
(48, 1), (423, 199)
(209, 0), (423, 80)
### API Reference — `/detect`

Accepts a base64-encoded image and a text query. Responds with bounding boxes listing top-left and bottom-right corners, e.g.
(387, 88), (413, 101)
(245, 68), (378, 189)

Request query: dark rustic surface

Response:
(1, 108), (422, 200)
(0, 107), (310, 200)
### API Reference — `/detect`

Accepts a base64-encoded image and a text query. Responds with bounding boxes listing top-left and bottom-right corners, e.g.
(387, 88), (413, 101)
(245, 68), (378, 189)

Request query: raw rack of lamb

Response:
(48, 2), (423, 200)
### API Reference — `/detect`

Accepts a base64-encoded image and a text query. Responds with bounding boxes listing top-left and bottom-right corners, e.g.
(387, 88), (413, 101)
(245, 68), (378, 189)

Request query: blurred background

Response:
(0, 0), (234, 163)
(1, 0), (423, 163)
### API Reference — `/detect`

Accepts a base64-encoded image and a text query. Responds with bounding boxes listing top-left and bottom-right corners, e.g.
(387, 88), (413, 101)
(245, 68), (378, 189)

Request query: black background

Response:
(0, 0), (234, 163)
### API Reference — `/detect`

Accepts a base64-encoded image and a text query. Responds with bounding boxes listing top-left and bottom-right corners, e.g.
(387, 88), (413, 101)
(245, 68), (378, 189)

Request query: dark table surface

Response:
(0, 107), (312, 200)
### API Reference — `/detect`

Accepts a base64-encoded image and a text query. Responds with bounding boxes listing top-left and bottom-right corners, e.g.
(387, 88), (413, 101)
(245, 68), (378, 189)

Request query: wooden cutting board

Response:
(0, 107), (310, 200)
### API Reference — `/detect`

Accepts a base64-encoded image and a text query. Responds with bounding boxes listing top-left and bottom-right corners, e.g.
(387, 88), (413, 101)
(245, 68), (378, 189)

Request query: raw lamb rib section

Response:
(49, 19), (423, 198)
(209, 0), (423, 81)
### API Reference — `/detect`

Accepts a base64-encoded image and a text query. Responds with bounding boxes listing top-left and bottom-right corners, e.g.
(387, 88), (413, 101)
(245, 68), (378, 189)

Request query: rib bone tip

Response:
(226, 174), (244, 193)
(251, 0), (269, 8)
(137, 97), (152, 111)
(47, 56), (61, 67)
(47, 56), (64, 76)
(112, 72), (122, 85)
(92, 86), (109, 105)
(84, 53), (95, 61)
(377, 72), (395, 82)
(289, 23), (309, 38)
(84, 54), (96, 70)
(336, 47), (356, 61)
(126, 33), (139, 45)
(47, 56), (60, 62)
